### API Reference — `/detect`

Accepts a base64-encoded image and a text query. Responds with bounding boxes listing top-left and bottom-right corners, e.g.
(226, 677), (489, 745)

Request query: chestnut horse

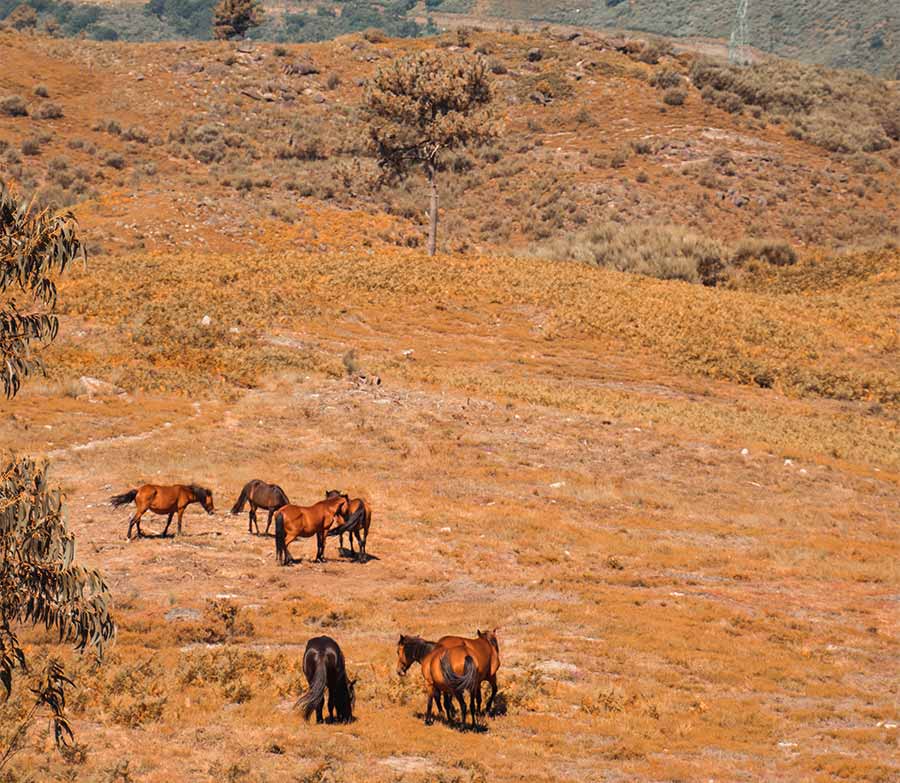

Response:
(110, 484), (214, 540)
(295, 636), (356, 723)
(418, 630), (501, 726)
(397, 634), (467, 718)
(324, 489), (372, 561)
(230, 479), (290, 535)
(273, 494), (350, 566)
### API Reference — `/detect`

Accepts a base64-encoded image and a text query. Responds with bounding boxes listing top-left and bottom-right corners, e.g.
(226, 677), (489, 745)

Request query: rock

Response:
(535, 660), (578, 679)
(379, 757), (438, 775)
(78, 376), (126, 399)
(283, 60), (319, 76)
(740, 448), (750, 456)
(439, 526), (452, 533)
(527, 48), (543, 62)
(549, 481), (565, 488)
(199, 314), (212, 326)
(165, 607), (201, 622)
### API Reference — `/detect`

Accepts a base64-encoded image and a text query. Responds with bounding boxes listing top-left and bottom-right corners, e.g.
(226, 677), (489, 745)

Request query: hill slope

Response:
(436, 0), (899, 75)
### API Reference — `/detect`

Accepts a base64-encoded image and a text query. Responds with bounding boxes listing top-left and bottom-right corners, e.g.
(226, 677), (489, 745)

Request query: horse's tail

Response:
(230, 483), (250, 514)
(295, 657), (327, 721)
(327, 507), (364, 538)
(110, 489), (137, 508)
(274, 511), (286, 565)
(440, 652), (478, 697)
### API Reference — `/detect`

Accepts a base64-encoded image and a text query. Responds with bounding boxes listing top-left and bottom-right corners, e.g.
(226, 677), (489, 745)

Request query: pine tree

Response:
(364, 50), (498, 256)
(212, 0), (264, 40)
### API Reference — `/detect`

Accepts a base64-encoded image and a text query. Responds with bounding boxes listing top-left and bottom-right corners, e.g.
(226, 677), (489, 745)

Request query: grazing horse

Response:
(324, 489), (373, 561)
(230, 479), (290, 535)
(295, 636), (356, 723)
(273, 494), (350, 566)
(110, 484), (214, 540)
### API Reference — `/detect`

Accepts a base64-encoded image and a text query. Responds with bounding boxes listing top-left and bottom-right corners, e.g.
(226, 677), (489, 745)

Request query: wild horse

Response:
(230, 479), (290, 535)
(324, 489), (373, 561)
(295, 636), (356, 723)
(111, 484), (214, 539)
(273, 494), (350, 566)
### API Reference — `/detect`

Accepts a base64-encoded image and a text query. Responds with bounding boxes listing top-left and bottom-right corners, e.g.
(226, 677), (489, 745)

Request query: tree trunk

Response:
(427, 165), (438, 257)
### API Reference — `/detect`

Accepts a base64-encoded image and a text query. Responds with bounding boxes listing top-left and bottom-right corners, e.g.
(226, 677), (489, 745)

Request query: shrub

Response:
(273, 45), (288, 57)
(34, 102), (64, 119)
(649, 67), (682, 89)
(104, 153), (126, 169)
(0, 95), (28, 117)
(21, 137), (42, 155)
(122, 126), (149, 143)
(325, 72), (341, 90)
(526, 223), (728, 285)
(663, 88), (686, 106)
(34, 84), (50, 98)
(732, 239), (797, 267)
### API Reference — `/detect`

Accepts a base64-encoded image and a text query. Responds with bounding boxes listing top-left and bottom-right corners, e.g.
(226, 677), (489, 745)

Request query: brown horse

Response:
(418, 630), (501, 726)
(111, 484), (214, 540)
(324, 489), (373, 561)
(230, 479), (290, 535)
(396, 634), (467, 719)
(295, 636), (356, 723)
(273, 494), (350, 566)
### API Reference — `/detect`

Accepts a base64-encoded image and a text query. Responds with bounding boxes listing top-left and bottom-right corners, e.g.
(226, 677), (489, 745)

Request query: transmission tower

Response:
(728, 0), (750, 65)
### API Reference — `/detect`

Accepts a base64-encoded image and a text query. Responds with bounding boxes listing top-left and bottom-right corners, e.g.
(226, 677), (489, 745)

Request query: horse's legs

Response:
(486, 677), (497, 715)
(315, 700), (324, 724)
(265, 508), (274, 536)
(315, 531), (325, 562)
(469, 691), (479, 729)
(474, 682), (483, 715)
(126, 514), (135, 540)
(327, 688), (335, 722)
(161, 512), (175, 537)
(454, 693), (468, 727)
(442, 692), (454, 720)
(176, 507), (186, 536)
(425, 693), (435, 725)
(357, 529), (367, 562)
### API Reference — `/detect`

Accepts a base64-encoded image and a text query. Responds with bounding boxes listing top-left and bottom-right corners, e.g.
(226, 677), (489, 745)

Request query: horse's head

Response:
(325, 489), (341, 499)
(477, 628), (500, 653)
(396, 635), (414, 675)
(192, 486), (215, 515)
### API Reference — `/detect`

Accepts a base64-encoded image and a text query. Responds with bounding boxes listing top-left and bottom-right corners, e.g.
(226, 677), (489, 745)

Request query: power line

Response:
(729, 0), (751, 65)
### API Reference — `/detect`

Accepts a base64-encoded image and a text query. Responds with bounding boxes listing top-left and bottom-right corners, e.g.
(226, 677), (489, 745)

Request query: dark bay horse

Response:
(230, 479), (290, 535)
(111, 484), (214, 539)
(324, 489), (373, 561)
(295, 636), (356, 723)
(273, 494), (349, 566)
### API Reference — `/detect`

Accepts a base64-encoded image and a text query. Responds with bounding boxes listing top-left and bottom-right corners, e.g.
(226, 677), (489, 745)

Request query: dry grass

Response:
(0, 26), (898, 783)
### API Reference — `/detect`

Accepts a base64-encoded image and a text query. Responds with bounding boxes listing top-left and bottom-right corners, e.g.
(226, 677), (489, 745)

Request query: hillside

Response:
(1, 28), (899, 783)
(436, 0), (899, 76)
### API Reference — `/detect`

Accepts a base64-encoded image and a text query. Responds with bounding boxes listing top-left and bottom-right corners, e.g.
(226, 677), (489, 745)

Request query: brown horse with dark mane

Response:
(111, 484), (214, 540)
(230, 479), (290, 535)
(324, 489), (373, 561)
(415, 629), (501, 727)
(273, 494), (350, 566)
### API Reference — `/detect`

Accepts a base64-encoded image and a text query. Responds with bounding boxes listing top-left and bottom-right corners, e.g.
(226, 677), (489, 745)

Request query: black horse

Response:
(295, 636), (356, 723)
(230, 479), (290, 535)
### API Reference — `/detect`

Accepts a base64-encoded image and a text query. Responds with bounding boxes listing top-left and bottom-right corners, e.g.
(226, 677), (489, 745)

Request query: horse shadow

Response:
(337, 547), (380, 562)
(414, 710), (488, 733)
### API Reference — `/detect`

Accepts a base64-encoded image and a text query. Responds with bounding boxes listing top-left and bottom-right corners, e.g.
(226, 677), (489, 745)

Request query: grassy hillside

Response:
(437, 0), (899, 76)
(0, 29), (898, 783)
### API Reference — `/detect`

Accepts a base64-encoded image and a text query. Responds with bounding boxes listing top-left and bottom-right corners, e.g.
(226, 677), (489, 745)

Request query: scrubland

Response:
(1, 25), (898, 783)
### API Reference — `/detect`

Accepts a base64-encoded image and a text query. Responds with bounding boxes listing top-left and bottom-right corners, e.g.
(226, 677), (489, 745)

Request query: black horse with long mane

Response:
(295, 636), (356, 723)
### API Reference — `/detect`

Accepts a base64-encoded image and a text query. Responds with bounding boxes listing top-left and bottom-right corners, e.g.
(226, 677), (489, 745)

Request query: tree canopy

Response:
(364, 50), (497, 255)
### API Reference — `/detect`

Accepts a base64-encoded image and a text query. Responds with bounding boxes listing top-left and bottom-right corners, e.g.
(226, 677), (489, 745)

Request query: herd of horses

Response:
(110, 479), (373, 563)
(108, 481), (501, 729)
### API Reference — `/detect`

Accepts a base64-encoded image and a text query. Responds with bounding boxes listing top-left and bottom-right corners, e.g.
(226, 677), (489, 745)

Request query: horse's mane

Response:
(401, 635), (436, 662)
(189, 484), (211, 501)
